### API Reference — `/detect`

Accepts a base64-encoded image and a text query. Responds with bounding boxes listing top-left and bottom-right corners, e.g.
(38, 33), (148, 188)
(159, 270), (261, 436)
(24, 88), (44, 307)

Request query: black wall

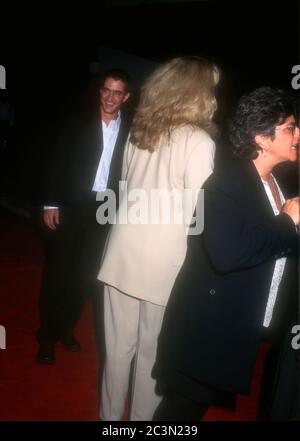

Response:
(0, 0), (299, 209)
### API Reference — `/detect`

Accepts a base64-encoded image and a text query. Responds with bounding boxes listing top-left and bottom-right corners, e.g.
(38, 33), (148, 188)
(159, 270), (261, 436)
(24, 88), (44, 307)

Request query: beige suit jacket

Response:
(98, 126), (215, 306)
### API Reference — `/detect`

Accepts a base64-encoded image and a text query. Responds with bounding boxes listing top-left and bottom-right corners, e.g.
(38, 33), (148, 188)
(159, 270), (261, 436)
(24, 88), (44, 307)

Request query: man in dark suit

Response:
(36, 68), (131, 364)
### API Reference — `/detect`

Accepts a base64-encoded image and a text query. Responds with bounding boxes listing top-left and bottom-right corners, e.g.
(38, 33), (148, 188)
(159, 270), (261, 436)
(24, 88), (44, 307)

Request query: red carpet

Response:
(0, 210), (266, 420)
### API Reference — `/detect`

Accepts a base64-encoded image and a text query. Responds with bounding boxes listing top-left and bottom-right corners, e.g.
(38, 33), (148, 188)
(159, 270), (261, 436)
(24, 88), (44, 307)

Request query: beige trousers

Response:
(100, 284), (165, 421)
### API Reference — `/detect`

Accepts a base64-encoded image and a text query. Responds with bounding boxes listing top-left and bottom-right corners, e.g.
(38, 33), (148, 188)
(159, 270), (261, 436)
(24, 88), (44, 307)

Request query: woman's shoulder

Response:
(171, 126), (215, 157)
(204, 159), (258, 195)
(172, 125), (213, 142)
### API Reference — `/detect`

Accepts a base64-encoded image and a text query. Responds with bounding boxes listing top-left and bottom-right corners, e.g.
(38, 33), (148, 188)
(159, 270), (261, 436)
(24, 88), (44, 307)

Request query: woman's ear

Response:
(254, 134), (270, 159)
(254, 134), (269, 149)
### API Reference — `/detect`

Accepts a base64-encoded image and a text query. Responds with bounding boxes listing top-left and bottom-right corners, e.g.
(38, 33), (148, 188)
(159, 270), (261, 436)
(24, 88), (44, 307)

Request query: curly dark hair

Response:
(229, 87), (296, 159)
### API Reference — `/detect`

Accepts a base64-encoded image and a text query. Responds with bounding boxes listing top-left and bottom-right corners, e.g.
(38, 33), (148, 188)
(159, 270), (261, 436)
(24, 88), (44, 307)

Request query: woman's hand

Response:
(281, 197), (299, 226)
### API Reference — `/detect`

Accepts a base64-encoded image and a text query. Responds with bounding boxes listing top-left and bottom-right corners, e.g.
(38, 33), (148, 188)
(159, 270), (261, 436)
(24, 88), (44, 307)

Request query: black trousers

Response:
(258, 322), (299, 420)
(153, 392), (209, 421)
(37, 201), (108, 354)
(258, 259), (298, 420)
(153, 372), (218, 421)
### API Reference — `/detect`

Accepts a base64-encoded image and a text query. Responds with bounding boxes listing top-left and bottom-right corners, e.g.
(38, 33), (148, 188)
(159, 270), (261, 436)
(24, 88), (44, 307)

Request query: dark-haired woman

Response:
(153, 86), (299, 420)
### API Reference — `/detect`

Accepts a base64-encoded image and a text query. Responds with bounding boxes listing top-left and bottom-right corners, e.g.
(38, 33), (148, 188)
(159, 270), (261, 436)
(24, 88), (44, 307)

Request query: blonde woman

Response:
(97, 56), (219, 421)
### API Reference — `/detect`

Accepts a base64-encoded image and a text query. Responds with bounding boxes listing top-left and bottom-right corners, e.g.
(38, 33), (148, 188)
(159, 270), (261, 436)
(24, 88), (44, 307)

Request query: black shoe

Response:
(60, 335), (81, 352)
(37, 342), (55, 364)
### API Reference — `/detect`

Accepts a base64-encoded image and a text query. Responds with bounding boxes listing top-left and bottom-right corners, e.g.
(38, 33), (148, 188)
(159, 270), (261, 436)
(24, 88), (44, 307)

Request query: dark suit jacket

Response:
(154, 160), (298, 398)
(43, 109), (131, 207)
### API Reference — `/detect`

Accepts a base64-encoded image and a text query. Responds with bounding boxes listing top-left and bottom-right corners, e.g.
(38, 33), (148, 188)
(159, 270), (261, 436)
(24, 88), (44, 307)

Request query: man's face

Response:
(100, 78), (129, 119)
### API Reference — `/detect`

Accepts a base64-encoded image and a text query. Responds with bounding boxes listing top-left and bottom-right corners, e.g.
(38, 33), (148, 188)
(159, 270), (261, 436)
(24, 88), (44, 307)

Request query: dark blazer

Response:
(43, 109), (131, 206)
(153, 160), (298, 398)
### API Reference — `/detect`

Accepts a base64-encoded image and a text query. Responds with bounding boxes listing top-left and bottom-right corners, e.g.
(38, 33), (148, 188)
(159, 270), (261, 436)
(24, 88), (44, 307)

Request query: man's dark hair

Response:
(101, 68), (131, 92)
(229, 86), (296, 160)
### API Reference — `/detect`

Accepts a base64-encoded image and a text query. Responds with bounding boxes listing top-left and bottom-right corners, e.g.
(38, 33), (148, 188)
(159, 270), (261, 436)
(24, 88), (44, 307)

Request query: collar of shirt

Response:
(102, 111), (121, 132)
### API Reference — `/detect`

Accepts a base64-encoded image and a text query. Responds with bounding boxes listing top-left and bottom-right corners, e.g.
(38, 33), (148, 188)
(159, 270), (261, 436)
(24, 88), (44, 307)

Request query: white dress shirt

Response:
(92, 112), (121, 192)
(45, 112), (121, 208)
(261, 175), (287, 327)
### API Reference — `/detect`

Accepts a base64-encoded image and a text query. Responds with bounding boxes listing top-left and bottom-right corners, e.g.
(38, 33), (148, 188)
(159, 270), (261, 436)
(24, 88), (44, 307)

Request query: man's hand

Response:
(281, 197), (299, 226)
(43, 208), (60, 230)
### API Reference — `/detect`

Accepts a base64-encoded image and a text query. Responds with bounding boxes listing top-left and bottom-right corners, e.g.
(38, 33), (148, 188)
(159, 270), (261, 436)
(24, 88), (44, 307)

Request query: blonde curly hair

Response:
(130, 56), (219, 152)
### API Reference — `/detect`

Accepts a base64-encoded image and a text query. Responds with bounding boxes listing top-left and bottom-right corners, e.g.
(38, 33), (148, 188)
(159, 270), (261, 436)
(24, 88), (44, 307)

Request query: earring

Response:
(263, 149), (268, 159)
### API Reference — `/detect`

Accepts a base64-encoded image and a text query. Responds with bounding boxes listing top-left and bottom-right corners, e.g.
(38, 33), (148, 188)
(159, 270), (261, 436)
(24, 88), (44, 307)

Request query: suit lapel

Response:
(240, 160), (276, 219)
(107, 115), (130, 192)
(81, 110), (130, 194)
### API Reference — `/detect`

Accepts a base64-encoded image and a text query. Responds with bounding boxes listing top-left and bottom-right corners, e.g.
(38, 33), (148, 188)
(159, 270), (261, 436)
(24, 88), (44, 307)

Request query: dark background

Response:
(0, 0), (299, 213)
